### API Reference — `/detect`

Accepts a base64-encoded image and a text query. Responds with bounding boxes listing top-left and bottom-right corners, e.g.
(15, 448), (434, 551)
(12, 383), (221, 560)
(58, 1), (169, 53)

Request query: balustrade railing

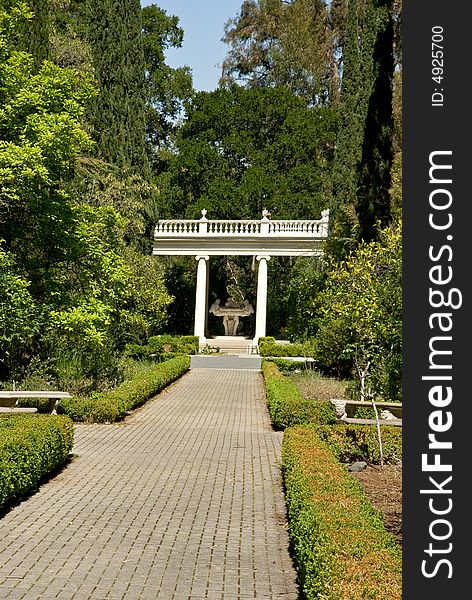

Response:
(154, 209), (329, 238)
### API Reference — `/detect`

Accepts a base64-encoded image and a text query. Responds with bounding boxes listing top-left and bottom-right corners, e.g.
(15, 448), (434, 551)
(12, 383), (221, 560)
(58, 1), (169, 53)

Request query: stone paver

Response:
(0, 370), (299, 599)
(190, 356), (262, 369)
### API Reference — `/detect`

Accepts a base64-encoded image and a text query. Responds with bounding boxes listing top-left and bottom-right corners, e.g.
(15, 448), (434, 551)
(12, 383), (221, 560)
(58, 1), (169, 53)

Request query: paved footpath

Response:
(0, 369), (299, 600)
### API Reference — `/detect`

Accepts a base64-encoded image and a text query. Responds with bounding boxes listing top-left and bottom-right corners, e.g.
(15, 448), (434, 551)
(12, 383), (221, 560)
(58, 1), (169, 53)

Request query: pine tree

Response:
(86, 0), (149, 175)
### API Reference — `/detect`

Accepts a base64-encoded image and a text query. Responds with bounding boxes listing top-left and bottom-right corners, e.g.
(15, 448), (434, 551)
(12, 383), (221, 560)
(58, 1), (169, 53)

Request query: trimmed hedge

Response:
(262, 361), (336, 429)
(0, 414), (74, 509)
(59, 355), (190, 423)
(270, 357), (314, 373)
(125, 335), (199, 360)
(314, 423), (402, 465)
(283, 427), (402, 599)
(258, 336), (314, 357)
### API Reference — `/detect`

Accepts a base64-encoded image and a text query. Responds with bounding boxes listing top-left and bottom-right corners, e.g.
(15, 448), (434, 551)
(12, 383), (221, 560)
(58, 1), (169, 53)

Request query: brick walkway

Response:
(0, 370), (299, 599)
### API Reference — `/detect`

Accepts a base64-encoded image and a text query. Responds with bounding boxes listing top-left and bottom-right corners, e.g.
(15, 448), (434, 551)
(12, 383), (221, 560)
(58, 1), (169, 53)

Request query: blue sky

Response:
(141, 1), (243, 91)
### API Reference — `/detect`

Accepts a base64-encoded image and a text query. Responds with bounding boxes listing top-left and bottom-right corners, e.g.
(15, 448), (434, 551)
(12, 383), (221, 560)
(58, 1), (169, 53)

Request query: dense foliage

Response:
(0, 0), (402, 406)
(221, 0), (343, 106)
(282, 426), (402, 599)
(157, 85), (336, 220)
(332, 0), (395, 244)
(0, 414), (74, 508)
(85, 0), (149, 174)
(0, 1), (173, 385)
(314, 224), (402, 400)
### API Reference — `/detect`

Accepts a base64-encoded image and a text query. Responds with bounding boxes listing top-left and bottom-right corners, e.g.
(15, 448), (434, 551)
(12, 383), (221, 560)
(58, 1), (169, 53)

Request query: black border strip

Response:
(403, 2), (469, 597)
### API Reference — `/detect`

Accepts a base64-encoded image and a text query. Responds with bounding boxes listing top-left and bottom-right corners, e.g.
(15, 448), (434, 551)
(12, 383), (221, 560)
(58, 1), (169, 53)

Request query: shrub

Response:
(58, 355), (190, 423)
(258, 336), (314, 357)
(314, 423), (402, 465)
(282, 427), (402, 600)
(262, 361), (336, 429)
(270, 358), (314, 373)
(289, 370), (348, 401)
(125, 335), (199, 360)
(0, 414), (74, 509)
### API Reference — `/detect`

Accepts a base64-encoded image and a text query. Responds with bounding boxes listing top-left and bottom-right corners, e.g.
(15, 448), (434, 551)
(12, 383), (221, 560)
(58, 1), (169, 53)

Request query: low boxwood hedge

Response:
(0, 414), (74, 509)
(258, 336), (314, 357)
(59, 355), (190, 423)
(262, 361), (336, 429)
(314, 423), (402, 465)
(125, 335), (199, 360)
(283, 427), (401, 600)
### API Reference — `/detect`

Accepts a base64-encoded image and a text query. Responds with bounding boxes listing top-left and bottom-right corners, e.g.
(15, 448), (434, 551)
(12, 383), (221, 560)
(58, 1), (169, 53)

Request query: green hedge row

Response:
(258, 336), (314, 357)
(282, 427), (401, 600)
(125, 335), (199, 360)
(314, 423), (402, 465)
(59, 355), (190, 423)
(0, 414), (74, 509)
(262, 361), (336, 429)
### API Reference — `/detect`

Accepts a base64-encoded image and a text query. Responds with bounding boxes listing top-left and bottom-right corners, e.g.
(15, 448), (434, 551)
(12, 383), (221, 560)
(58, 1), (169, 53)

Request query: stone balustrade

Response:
(155, 209), (329, 239)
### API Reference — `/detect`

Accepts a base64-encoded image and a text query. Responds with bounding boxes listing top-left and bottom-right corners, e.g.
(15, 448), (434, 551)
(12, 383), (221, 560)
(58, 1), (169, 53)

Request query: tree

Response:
(314, 223), (402, 402)
(332, 0), (395, 242)
(221, 0), (340, 106)
(0, 248), (40, 378)
(26, 0), (50, 68)
(158, 85), (337, 220)
(141, 4), (193, 167)
(0, 2), (171, 381)
(356, 0), (394, 239)
(49, 0), (94, 76)
(85, 0), (149, 175)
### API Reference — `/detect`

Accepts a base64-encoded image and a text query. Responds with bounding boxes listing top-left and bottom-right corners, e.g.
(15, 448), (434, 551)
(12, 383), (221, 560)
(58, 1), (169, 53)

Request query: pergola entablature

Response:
(153, 209), (329, 257)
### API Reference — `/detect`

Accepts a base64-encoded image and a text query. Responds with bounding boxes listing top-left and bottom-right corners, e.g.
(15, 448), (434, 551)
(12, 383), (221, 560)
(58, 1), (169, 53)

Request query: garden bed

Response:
(351, 463), (402, 546)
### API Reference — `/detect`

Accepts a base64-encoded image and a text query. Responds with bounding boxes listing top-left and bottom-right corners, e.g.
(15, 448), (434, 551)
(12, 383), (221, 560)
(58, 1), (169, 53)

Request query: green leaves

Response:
(0, 247), (39, 350)
(0, 414), (74, 509)
(158, 85), (337, 220)
(314, 223), (402, 398)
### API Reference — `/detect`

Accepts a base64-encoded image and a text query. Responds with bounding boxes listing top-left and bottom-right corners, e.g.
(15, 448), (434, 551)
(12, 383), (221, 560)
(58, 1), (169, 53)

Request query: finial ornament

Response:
(262, 208), (270, 219)
(200, 209), (208, 219)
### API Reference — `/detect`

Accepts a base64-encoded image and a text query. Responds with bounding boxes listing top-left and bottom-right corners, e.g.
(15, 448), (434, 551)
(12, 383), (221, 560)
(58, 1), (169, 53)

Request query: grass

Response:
(289, 370), (349, 401)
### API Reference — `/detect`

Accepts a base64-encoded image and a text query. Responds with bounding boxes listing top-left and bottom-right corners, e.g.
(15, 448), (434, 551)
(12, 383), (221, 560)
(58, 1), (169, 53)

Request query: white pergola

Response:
(153, 209), (329, 346)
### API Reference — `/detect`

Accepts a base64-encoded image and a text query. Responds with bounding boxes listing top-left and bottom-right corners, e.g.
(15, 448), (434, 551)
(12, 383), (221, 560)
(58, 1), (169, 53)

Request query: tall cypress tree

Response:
(332, 0), (361, 212)
(332, 0), (394, 243)
(357, 0), (394, 239)
(23, 0), (50, 68)
(86, 0), (149, 175)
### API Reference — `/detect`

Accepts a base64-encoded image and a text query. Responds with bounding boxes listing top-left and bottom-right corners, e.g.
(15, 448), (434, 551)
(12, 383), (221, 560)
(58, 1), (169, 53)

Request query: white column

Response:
(194, 255), (209, 344)
(254, 255), (270, 343)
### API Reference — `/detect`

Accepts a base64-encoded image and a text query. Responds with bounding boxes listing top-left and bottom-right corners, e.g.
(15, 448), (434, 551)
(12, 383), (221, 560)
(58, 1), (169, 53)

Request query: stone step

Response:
(202, 336), (254, 355)
(191, 355), (262, 370)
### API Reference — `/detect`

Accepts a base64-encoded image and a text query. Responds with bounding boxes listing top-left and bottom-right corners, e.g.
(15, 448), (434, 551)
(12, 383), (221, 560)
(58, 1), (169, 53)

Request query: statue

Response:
(209, 298), (254, 336)
(209, 299), (222, 316)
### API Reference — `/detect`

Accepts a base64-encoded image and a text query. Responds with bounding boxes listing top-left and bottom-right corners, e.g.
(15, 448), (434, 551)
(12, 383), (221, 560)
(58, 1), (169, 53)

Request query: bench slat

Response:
(0, 391), (71, 398)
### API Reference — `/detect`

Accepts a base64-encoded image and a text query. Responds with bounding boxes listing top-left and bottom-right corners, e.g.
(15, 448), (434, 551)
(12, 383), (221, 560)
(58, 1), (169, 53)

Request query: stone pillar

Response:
(254, 255), (270, 343)
(194, 255), (209, 344)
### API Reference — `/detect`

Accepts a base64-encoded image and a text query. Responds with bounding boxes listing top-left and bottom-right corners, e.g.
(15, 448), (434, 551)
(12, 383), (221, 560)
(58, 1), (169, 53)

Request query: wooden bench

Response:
(0, 391), (72, 415)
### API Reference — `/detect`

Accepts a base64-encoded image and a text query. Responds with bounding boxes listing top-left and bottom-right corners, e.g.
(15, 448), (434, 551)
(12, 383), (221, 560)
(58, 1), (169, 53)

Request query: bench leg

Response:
(49, 398), (59, 415)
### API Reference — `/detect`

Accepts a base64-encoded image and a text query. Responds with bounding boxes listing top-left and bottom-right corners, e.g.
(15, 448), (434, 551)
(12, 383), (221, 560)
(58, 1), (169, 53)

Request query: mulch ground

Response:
(350, 463), (402, 546)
